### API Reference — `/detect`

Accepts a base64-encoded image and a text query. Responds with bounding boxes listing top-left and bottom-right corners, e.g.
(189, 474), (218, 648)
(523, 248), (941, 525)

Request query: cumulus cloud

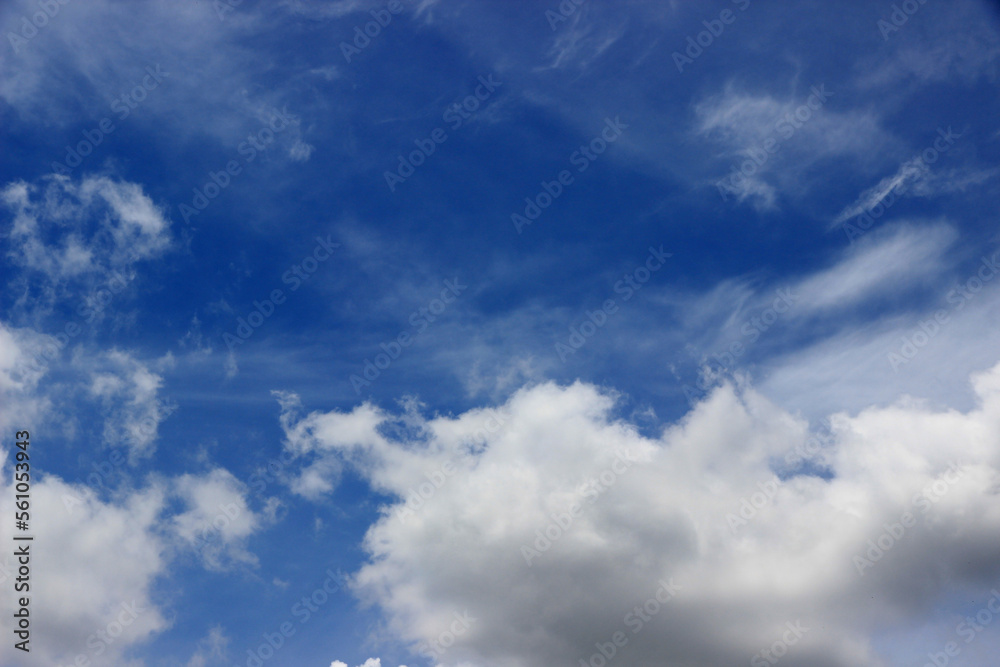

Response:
(171, 468), (278, 571)
(277, 368), (1000, 666)
(0, 466), (170, 667)
(0, 461), (269, 666)
(0, 321), (56, 434)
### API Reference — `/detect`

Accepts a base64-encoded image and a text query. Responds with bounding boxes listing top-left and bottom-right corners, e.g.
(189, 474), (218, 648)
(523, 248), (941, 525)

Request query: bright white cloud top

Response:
(276, 368), (1000, 666)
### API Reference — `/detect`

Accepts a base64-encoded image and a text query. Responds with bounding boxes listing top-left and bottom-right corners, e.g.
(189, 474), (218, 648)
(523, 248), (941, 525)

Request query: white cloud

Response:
(310, 65), (341, 81)
(857, 0), (1000, 88)
(185, 626), (229, 667)
(831, 156), (930, 226)
(793, 222), (955, 312)
(0, 459), (269, 666)
(641, 221), (957, 374)
(695, 84), (885, 210)
(543, 10), (628, 71)
(1, 174), (172, 285)
(171, 468), (277, 571)
(78, 176), (171, 259)
(0, 468), (170, 667)
(0, 321), (55, 435)
(909, 167), (1000, 196)
(0, 321), (53, 394)
(833, 158), (999, 227)
(717, 174), (778, 211)
(761, 263), (1000, 420)
(278, 368), (1000, 666)
(280, 0), (384, 20)
(86, 350), (175, 461)
(331, 658), (403, 667)
(289, 139), (315, 162)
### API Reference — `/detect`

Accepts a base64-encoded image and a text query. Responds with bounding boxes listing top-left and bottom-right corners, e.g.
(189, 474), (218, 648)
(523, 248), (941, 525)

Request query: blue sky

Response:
(2, 1), (1000, 665)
